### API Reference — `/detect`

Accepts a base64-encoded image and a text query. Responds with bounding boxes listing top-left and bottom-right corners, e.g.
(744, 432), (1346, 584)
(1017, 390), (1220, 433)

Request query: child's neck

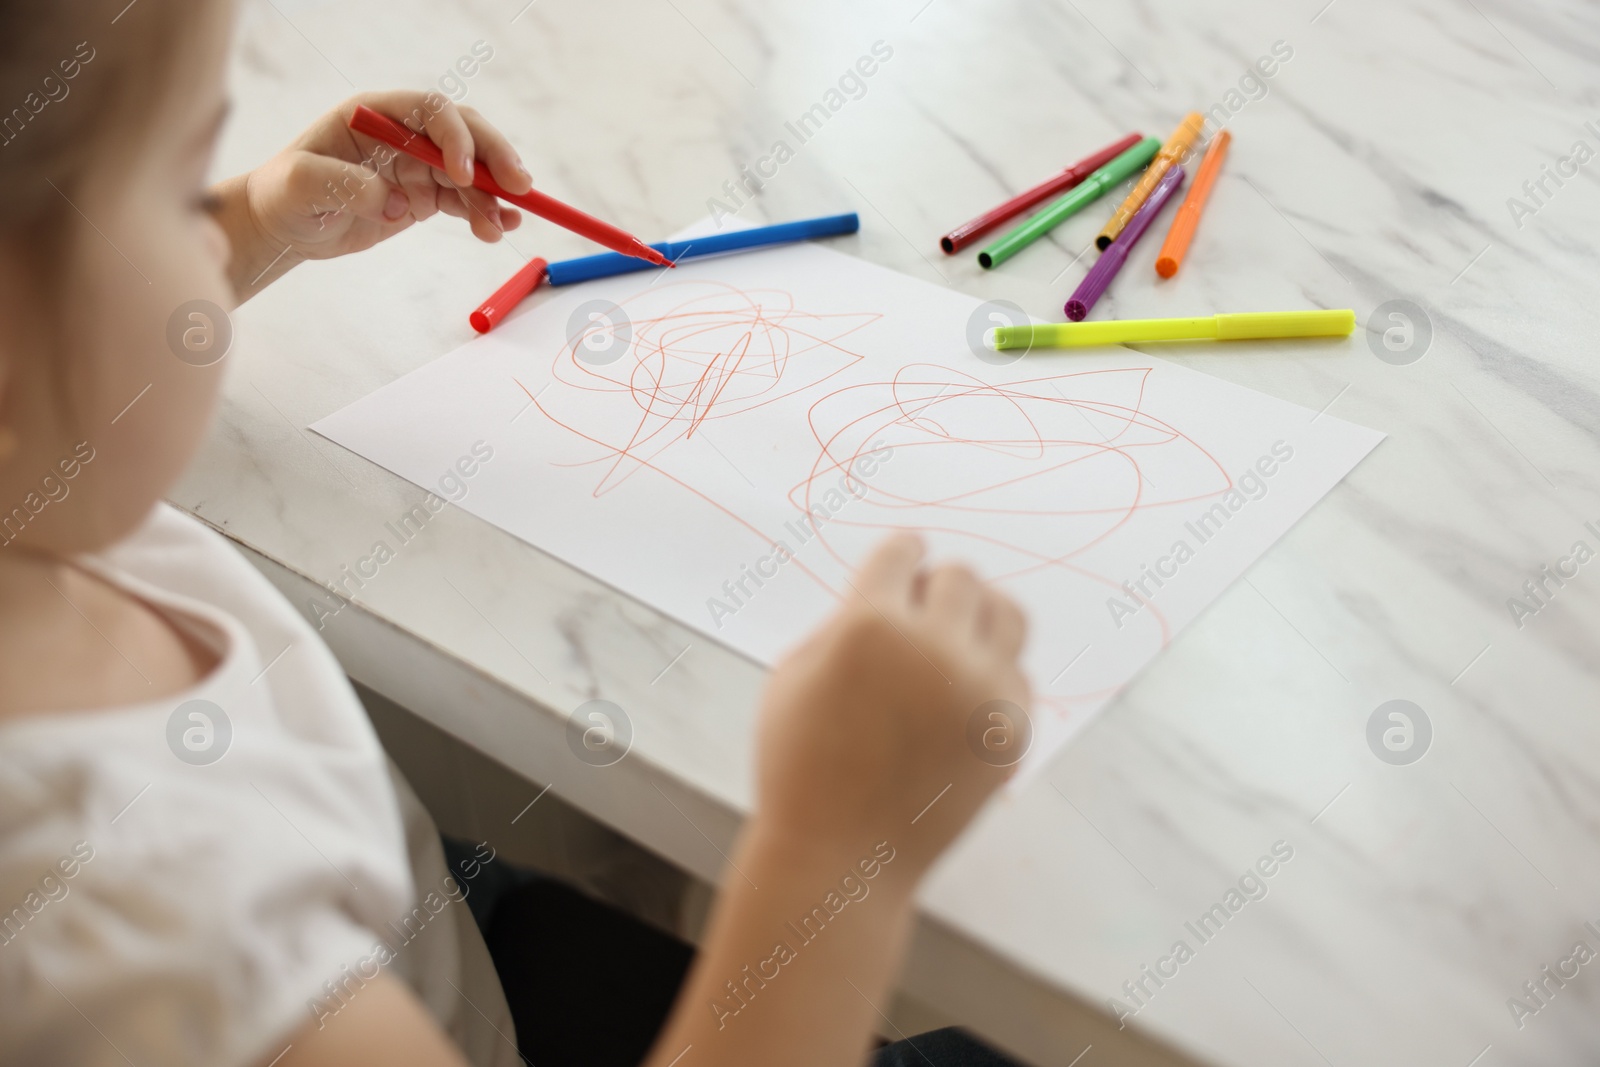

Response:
(0, 547), (216, 722)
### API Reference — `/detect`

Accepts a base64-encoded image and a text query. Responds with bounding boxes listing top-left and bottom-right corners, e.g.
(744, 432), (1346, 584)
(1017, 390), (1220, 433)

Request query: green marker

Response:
(977, 137), (1161, 269)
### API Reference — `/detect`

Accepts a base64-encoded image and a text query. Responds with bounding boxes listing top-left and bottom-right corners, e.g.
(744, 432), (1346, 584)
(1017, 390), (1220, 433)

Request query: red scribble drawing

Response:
(515, 281), (1234, 725)
(528, 280), (880, 496)
(792, 366), (1233, 716)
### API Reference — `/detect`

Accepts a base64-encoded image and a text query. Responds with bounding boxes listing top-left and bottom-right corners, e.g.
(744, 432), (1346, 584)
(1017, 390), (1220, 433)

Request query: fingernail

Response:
(516, 159), (532, 183)
(383, 189), (409, 220)
(461, 155), (475, 181)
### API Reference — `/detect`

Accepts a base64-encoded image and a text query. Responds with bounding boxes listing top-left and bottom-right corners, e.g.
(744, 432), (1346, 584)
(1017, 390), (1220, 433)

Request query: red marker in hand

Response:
(348, 105), (671, 269)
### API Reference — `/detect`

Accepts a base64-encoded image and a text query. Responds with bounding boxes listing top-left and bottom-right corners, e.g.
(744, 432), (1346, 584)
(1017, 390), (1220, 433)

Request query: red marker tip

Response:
(633, 242), (673, 268)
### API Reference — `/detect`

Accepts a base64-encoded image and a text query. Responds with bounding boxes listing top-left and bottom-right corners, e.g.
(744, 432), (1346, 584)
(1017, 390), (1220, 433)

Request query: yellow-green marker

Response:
(990, 310), (1357, 350)
(978, 137), (1160, 269)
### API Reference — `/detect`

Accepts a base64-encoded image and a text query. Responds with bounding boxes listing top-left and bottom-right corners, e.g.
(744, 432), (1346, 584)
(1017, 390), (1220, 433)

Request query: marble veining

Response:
(175, 1), (1600, 1063)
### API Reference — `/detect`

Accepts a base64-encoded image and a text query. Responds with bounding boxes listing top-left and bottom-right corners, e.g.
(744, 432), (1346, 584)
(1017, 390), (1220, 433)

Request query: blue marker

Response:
(546, 212), (860, 286)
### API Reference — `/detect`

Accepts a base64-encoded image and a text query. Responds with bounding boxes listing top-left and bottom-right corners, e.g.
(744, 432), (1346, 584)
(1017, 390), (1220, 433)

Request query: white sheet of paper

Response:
(312, 240), (1382, 773)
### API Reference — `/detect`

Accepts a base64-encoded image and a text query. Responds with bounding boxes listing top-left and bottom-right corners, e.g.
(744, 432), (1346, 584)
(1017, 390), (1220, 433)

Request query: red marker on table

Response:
(938, 132), (1144, 254)
(348, 105), (671, 269)
(470, 257), (547, 334)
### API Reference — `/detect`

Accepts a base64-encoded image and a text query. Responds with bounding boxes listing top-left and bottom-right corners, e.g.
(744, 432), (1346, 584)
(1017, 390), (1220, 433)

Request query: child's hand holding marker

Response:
(754, 534), (1030, 874)
(641, 534), (1032, 1065)
(209, 91), (533, 298)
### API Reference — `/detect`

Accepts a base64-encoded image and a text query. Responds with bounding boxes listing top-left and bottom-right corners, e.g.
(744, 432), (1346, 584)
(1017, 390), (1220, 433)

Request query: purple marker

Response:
(1065, 165), (1187, 321)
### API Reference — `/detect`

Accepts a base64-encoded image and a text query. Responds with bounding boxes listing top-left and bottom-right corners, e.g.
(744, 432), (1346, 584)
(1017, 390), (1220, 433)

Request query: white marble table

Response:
(181, 0), (1600, 1063)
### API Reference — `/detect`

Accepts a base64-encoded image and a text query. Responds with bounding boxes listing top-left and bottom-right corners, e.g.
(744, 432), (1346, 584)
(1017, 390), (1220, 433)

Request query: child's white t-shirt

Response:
(0, 505), (519, 1067)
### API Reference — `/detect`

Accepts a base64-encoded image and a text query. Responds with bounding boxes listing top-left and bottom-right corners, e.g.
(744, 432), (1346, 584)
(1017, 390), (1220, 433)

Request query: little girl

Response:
(0, 3), (1032, 1066)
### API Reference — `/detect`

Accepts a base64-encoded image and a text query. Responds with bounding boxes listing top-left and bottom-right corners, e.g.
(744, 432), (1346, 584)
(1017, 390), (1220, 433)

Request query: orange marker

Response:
(1095, 111), (1205, 250)
(1155, 131), (1231, 279)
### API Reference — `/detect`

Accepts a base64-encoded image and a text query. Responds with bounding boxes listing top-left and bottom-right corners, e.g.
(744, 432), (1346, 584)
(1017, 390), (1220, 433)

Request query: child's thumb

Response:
(286, 150), (410, 225)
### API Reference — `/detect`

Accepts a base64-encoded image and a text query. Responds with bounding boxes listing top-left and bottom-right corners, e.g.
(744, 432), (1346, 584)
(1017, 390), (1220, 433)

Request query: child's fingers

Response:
(334, 92), (463, 190)
(436, 187), (524, 242)
(282, 150), (409, 224)
(457, 105), (533, 195)
(340, 94), (530, 240)
(413, 98), (477, 188)
(854, 533), (924, 609)
(352, 92), (477, 188)
(981, 590), (1028, 660)
(394, 155), (441, 222)
(925, 564), (981, 626)
(435, 188), (474, 229)
(438, 185), (507, 242)
(341, 93), (528, 198)
(461, 186), (509, 241)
